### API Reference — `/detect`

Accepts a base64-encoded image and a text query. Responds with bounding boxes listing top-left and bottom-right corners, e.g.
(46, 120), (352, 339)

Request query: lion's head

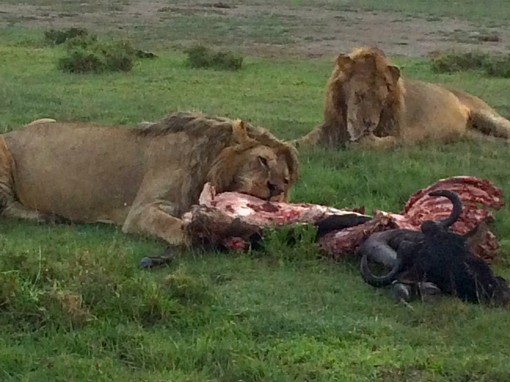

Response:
(329, 47), (401, 141)
(207, 119), (299, 202)
(134, 112), (299, 204)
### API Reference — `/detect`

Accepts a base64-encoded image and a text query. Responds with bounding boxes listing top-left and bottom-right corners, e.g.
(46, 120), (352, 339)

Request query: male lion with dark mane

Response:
(0, 112), (299, 246)
(295, 47), (510, 149)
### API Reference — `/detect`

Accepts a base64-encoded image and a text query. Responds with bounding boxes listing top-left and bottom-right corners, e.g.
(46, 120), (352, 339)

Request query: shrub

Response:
(430, 50), (487, 73)
(44, 27), (90, 45)
(186, 44), (243, 71)
(483, 54), (510, 78)
(58, 39), (135, 74)
(430, 50), (510, 78)
(58, 49), (107, 74)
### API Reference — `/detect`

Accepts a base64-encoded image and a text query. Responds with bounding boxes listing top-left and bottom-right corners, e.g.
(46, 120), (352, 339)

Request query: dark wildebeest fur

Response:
(356, 190), (510, 306)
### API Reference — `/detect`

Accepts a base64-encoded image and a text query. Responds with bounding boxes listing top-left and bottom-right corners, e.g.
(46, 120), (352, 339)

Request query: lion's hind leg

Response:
(0, 137), (38, 221)
(449, 88), (510, 140)
(0, 137), (66, 225)
(0, 137), (16, 216)
(3, 201), (47, 221)
(469, 109), (510, 140)
(2, 201), (72, 225)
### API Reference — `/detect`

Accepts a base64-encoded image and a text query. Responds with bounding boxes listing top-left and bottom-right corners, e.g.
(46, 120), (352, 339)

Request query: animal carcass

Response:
(182, 177), (504, 261)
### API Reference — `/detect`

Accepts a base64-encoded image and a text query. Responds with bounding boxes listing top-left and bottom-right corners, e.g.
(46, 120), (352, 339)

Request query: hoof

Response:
(139, 257), (154, 269)
(418, 282), (441, 296)
(391, 281), (412, 302)
(139, 247), (176, 269)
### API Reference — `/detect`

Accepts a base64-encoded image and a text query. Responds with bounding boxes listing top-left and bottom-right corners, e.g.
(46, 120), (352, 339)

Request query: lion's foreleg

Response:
(352, 134), (398, 149)
(122, 202), (189, 247)
(292, 126), (325, 149)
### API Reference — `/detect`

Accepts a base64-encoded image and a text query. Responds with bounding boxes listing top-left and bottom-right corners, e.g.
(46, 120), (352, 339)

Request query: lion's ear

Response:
(336, 54), (353, 72)
(232, 119), (249, 144)
(388, 65), (401, 82)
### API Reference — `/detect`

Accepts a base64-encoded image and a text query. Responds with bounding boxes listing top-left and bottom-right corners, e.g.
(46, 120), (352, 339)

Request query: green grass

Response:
(2, 26), (510, 381)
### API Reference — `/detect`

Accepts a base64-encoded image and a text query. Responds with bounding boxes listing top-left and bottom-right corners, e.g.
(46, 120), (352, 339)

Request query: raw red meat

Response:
(196, 183), (367, 226)
(318, 176), (504, 261)
(182, 183), (370, 250)
(182, 177), (505, 261)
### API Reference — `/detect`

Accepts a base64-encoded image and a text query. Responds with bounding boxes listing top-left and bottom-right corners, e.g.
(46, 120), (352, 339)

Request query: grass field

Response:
(2, 2), (510, 380)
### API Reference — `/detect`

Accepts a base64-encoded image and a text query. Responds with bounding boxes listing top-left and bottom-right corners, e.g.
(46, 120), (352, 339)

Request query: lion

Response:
(0, 111), (299, 247)
(295, 47), (510, 149)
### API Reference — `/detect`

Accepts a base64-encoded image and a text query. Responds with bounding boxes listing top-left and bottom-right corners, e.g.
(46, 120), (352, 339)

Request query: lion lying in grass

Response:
(0, 112), (299, 246)
(295, 47), (510, 149)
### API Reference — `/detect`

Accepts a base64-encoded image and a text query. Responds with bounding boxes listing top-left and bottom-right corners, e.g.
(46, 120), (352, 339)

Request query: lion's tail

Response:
(469, 109), (510, 139)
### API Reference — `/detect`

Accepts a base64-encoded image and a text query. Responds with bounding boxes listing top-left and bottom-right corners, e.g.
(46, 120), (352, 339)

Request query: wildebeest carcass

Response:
(143, 176), (504, 270)
(358, 190), (510, 306)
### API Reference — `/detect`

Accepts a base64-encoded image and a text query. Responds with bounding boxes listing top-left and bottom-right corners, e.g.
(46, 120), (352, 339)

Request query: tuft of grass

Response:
(44, 27), (90, 45)
(186, 44), (244, 71)
(430, 50), (510, 78)
(257, 224), (320, 262)
(64, 33), (99, 50)
(163, 265), (213, 304)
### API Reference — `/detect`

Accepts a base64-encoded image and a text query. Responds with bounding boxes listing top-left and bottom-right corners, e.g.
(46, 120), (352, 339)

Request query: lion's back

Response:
(3, 122), (146, 223)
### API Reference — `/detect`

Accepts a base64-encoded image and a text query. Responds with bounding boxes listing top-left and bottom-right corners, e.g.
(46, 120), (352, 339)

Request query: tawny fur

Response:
(295, 47), (510, 149)
(0, 111), (299, 246)
(25, 118), (56, 126)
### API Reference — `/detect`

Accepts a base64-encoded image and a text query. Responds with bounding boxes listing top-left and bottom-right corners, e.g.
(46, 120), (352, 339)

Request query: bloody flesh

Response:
(183, 177), (504, 261)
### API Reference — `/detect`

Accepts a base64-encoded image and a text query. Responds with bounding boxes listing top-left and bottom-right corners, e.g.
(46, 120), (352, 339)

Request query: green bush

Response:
(58, 39), (135, 74)
(483, 54), (510, 78)
(58, 49), (107, 73)
(430, 50), (487, 73)
(186, 44), (244, 71)
(430, 50), (510, 78)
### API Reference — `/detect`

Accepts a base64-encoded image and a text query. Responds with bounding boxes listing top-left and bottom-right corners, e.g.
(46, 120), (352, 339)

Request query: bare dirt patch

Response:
(1, 0), (509, 58)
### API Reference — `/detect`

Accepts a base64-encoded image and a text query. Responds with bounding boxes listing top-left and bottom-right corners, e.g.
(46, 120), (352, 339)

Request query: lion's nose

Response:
(267, 182), (283, 198)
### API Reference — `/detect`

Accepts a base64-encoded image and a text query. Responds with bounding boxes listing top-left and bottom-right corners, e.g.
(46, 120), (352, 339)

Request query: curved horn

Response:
(428, 189), (463, 228)
(359, 234), (403, 287)
(315, 214), (373, 239)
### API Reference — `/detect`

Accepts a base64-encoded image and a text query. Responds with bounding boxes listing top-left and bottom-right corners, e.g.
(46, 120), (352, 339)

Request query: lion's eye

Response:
(258, 156), (269, 168)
